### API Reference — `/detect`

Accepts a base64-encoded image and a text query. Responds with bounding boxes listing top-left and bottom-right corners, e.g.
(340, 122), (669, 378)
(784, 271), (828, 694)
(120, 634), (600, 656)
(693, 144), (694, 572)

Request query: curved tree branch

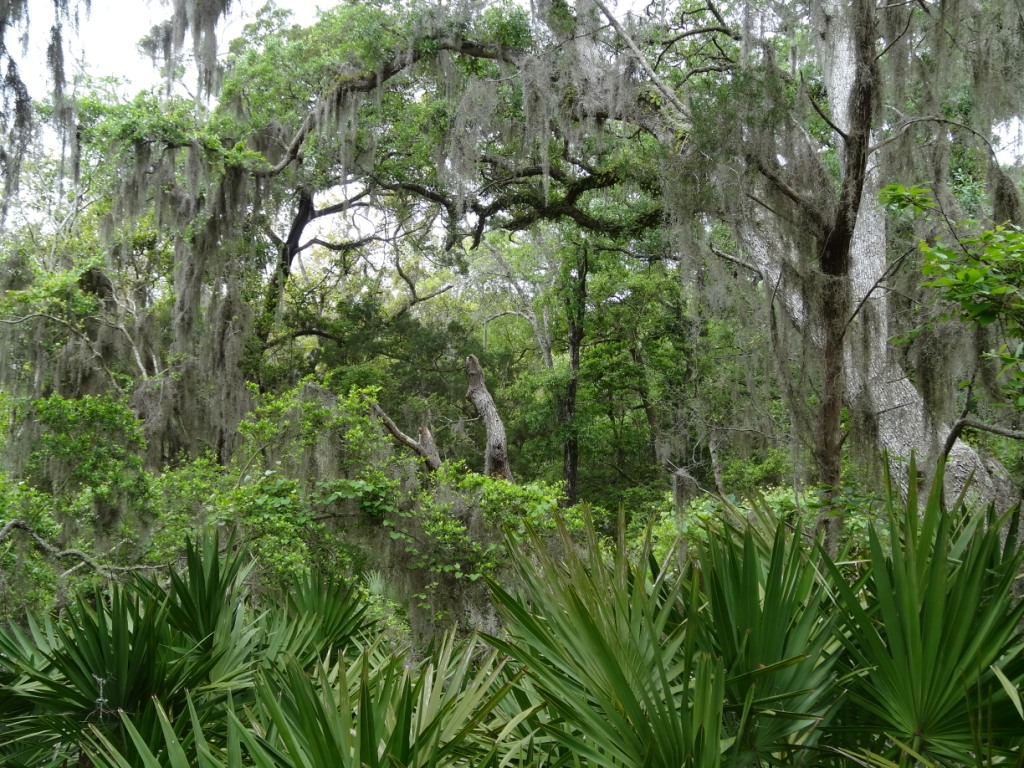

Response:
(0, 519), (156, 577)
(371, 403), (442, 471)
(251, 36), (524, 178)
(941, 418), (1024, 463)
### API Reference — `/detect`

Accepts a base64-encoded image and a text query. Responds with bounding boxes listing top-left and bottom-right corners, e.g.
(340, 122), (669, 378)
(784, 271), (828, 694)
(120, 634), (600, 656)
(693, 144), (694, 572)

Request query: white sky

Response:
(21, 0), (322, 95)
(22, 1), (1022, 164)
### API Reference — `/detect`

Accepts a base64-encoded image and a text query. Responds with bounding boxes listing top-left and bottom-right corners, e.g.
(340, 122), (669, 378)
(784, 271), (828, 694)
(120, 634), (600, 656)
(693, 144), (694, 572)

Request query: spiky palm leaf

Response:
(700, 520), (839, 765)
(825, 460), (1024, 764)
(488, 519), (725, 768)
(259, 569), (372, 671)
(90, 634), (515, 768)
(0, 580), (216, 765)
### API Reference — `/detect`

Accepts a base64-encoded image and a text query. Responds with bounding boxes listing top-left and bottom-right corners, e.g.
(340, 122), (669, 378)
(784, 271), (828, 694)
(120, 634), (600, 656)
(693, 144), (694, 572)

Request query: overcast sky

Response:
(20, 1), (1023, 162)
(23, 1), (322, 95)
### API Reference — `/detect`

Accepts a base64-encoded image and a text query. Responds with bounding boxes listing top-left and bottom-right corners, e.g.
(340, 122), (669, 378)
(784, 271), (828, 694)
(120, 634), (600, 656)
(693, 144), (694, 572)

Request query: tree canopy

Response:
(6, 0), (1024, 763)
(3, 0), (1024, 666)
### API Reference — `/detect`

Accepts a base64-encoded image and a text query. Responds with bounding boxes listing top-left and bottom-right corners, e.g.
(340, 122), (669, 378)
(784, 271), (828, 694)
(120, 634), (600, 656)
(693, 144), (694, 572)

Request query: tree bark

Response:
(557, 247), (588, 505)
(806, 0), (876, 551)
(254, 190), (315, 355)
(371, 403), (442, 471)
(733, 0), (1021, 529)
(466, 354), (514, 482)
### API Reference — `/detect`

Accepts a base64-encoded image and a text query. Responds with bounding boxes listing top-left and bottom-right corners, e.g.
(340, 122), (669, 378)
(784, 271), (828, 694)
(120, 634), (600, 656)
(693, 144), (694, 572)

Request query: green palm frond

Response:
(488, 518), (725, 768)
(701, 520), (839, 764)
(826, 458), (1024, 765)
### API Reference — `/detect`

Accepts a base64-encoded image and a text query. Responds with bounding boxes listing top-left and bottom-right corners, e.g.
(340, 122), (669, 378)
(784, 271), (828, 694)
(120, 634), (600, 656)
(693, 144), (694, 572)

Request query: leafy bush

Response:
(28, 393), (149, 530)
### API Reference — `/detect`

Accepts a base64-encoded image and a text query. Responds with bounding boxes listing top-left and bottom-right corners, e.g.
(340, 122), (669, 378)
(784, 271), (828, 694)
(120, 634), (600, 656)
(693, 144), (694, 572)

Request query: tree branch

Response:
(591, 0), (690, 125)
(0, 519), (155, 577)
(749, 155), (828, 233)
(252, 36), (524, 178)
(370, 403), (441, 470)
(802, 73), (848, 142)
(710, 245), (762, 276)
(941, 418), (1024, 462)
(840, 246), (913, 341)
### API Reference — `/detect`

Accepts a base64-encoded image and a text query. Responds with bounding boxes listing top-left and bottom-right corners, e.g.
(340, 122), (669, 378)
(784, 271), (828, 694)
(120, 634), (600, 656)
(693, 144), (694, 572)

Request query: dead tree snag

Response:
(465, 355), (514, 482)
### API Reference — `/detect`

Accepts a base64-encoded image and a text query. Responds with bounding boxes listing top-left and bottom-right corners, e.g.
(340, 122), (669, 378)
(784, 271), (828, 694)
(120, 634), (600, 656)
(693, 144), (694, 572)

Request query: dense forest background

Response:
(4, 0), (1024, 764)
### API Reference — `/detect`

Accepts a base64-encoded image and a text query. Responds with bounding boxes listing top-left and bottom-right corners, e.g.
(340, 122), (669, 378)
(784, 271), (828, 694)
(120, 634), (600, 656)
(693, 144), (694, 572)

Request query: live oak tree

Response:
(5, 0), (1024, 555)
(0, 0), (236, 221)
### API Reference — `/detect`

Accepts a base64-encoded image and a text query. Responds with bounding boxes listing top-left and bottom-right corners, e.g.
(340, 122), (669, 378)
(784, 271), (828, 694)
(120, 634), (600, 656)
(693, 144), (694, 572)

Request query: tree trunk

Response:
(673, 468), (700, 570)
(254, 190), (314, 356)
(632, 347), (661, 466)
(466, 355), (514, 482)
(557, 247), (588, 505)
(805, 0), (875, 550)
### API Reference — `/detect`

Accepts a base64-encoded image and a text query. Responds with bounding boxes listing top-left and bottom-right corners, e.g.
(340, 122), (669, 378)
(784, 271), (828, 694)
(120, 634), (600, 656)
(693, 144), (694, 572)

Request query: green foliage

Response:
(479, 4), (532, 48)
(147, 454), (227, 564)
(5, 467), (1024, 767)
(649, 482), (884, 564)
(492, 466), (1024, 767)
(922, 225), (1024, 328)
(0, 258), (102, 320)
(825, 461), (1024, 764)
(224, 469), (315, 578)
(319, 475), (399, 519)
(883, 183), (1024, 406)
(0, 534), (374, 767)
(721, 447), (792, 492)
(701, 523), (839, 763)
(879, 183), (938, 214)
(28, 394), (149, 528)
(77, 89), (262, 171)
(921, 225), (1024, 402)
(385, 461), (573, 583)
(90, 634), (513, 768)
(488, 518), (726, 768)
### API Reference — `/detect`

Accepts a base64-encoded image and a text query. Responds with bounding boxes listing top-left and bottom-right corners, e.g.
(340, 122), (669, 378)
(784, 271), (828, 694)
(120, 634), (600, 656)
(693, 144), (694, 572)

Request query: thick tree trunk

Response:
(842, 144), (1018, 510)
(817, 274), (851, 550)
(812, 0), (876, 551)
(466, 355), (514, 482)
(816, 0), (1017, 512)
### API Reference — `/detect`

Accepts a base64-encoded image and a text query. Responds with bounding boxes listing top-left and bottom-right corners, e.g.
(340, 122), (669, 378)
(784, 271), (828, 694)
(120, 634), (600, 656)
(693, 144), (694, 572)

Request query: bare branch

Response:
(662, 25), (741, 45)
(0, 520), (155, 577)
(710, 245), (762, 276)
(840, 246), (913, 340)
(870, 116), (994, 156)
(941, 418), (1024, 462)
(590, 0), (691, 125)
(300, 235), (378, 254)
(802, 73), (848, 142)
(466, 355), (514, 482)
(875, 10), (914, 62)
(371, 403), (441, 470)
